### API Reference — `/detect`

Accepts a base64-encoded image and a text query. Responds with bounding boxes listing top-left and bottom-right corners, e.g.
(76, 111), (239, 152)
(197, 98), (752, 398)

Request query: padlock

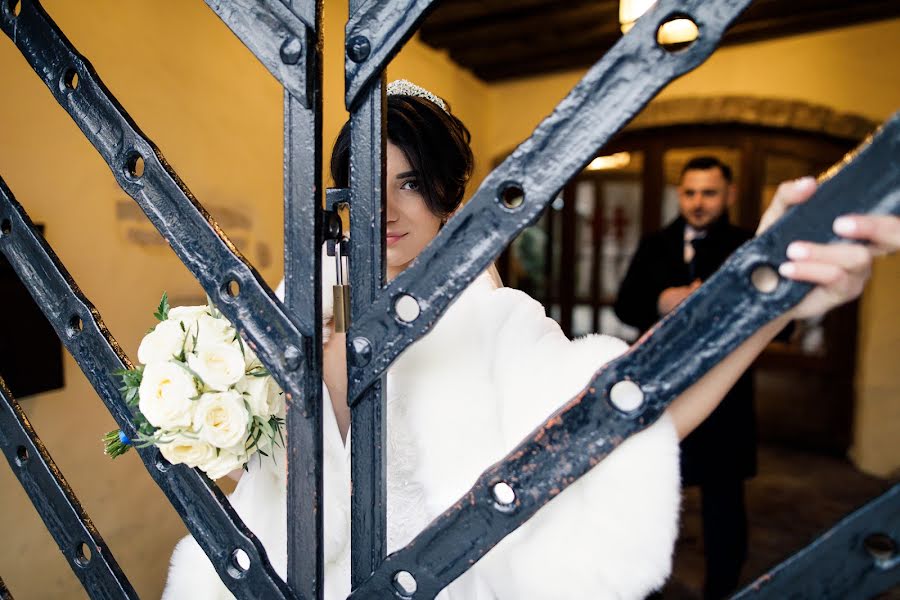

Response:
(332, 237), (351, 333)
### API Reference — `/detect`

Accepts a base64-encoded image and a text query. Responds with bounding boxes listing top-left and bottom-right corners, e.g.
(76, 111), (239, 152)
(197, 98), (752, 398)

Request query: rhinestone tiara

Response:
(386, 79), (448, 113)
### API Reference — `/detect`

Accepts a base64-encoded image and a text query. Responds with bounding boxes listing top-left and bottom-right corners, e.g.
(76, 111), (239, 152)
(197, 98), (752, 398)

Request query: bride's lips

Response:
(386, 232), (407, 246)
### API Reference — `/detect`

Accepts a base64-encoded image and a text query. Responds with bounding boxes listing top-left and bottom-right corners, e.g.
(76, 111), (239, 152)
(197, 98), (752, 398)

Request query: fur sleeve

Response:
(468, 288), (681, 599)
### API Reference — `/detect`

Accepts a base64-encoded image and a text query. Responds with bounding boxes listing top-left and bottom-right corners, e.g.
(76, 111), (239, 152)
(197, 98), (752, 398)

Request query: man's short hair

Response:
(681, 156), (733, 184)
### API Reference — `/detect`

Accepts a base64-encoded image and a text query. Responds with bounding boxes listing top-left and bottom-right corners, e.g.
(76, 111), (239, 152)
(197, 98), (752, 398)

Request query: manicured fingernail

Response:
(834, 216), (856, 235)
(786, 243), (808, 260)
(778, 263), (796, 277)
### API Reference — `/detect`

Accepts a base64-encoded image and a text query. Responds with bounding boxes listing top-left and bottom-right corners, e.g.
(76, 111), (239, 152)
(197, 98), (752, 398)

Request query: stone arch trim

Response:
(625, 95), (879, 140)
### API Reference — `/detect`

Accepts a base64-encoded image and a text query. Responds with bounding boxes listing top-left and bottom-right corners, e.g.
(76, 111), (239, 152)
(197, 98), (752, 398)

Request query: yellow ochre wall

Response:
(0, 3), (897, 599)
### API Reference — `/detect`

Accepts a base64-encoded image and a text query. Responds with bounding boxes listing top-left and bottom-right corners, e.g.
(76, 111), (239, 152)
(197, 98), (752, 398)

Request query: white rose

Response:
(158, 433), (216, 469)
(193, 390), (250, 449)
(236, 375), (282, 418)
(193, 314), (237, 353)
(242, 340), (263, 371)
(201, 449), (247, 480)
(187, 343), (245, 391)
(167, 305), (209, 333)
(138, 362), (198, 428)
(137, 320), (186, 365)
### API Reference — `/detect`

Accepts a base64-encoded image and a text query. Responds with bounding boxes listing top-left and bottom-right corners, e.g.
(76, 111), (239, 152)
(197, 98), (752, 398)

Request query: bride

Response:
(162, 81), (895, 599)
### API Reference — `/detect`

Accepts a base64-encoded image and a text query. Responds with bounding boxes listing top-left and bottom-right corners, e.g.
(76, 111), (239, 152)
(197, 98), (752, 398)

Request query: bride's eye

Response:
(400, 179), (420, 192)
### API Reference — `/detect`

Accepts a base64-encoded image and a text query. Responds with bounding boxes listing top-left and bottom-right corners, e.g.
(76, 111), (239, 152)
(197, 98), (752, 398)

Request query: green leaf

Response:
(153, 292), (170, 321)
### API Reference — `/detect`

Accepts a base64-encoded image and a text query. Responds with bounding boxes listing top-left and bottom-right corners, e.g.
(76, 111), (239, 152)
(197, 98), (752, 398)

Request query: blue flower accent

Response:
(118, 430), (132, 446)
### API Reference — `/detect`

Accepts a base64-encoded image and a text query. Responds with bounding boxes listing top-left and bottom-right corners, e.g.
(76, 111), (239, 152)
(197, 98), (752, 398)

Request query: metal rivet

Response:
(280, 36), (303, 65)
(350, 337), (372, 367)
(609, 380), (644, 412)
(394, 294), (420, 323)
(284, 345), (302, 371)
(751, 264), (780, 293)
(346, 35), (371, 63)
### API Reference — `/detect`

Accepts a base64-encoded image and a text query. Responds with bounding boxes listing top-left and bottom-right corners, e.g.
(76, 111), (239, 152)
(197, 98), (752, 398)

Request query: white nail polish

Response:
(778, 263), (795, 277)
(834, 217), (856, 235)
(786, 243), (808, 260)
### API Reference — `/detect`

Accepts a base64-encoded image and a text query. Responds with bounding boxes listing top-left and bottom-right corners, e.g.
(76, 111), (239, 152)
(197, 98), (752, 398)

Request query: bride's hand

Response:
(756, 177), (896, 320)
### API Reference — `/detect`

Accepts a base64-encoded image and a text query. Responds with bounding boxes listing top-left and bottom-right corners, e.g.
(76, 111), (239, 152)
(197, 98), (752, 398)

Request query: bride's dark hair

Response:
(330, 94), (474, 219)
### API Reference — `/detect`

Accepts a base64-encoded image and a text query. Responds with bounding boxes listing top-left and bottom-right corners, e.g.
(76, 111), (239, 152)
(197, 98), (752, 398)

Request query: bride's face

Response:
(385, 142), (442, 280)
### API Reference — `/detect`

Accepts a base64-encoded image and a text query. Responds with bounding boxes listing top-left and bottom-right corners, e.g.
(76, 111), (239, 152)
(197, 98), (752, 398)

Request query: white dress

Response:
(162, 271), (681, 600)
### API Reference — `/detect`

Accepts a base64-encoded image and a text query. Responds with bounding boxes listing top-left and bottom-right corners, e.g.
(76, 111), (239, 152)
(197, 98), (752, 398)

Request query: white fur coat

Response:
(163, 270), (681, 600)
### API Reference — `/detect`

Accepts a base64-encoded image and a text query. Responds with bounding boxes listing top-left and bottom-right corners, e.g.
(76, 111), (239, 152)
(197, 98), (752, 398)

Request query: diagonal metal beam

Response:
(344, 0), (757, 403)
(734, 483), (900, 599)
(0, 179), (297, 600)
(348, 114), (900, 598)
(344, 0), (441, 109)
(203, 0), (312, 107)
(0, 0), (316, 417)
(0, 378), (137, 599)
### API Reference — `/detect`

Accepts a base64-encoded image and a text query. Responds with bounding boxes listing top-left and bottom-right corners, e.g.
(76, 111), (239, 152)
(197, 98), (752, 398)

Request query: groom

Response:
(614, 156), (755, 599)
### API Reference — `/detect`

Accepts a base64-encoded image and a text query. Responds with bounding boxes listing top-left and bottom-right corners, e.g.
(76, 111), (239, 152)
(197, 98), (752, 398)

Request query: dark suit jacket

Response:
(614, 215), (756, 485)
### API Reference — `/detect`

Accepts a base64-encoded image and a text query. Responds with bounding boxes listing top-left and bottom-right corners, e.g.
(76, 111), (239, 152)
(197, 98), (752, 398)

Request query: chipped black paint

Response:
(733, 483), (900, 599)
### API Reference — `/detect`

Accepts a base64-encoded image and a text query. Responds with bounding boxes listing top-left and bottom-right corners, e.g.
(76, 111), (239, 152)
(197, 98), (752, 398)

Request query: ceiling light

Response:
(587, 152), (631, 171)
(619, 0), (699, 45)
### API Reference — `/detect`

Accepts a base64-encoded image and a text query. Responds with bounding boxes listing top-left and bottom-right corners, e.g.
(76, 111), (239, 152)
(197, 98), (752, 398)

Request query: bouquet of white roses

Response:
(103, 293), (284, 479)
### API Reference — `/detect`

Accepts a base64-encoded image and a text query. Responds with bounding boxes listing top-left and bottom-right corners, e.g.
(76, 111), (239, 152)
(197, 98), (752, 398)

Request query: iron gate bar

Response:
(279, 0), (325, 596)
(0, 377), (137, 599)
(734, 483), (900, 599)
(347, 76), (389, 587)
(0, 179), (295, 599)
(203, 0), (311, 107)
(2, 0), (897, 597)
(348, 115), (900, 599)
(344, 0), (440, 109)
(0, 0), (315, 418)
(344, 0), (755, 403)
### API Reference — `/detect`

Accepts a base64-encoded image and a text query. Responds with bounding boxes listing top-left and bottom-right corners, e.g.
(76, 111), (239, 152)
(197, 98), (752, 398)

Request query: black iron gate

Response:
(1, 0), (898, 598)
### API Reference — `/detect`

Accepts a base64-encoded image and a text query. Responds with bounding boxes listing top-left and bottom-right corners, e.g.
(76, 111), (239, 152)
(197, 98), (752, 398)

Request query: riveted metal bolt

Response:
(350, 337), (372, 366)
(346, 35), (371, 63)
(284, 344), (302, 371)
(280, 36), (303, 65)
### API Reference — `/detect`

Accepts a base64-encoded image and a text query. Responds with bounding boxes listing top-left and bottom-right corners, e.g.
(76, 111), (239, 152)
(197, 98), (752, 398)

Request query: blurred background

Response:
(1, 1), (898, 597)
